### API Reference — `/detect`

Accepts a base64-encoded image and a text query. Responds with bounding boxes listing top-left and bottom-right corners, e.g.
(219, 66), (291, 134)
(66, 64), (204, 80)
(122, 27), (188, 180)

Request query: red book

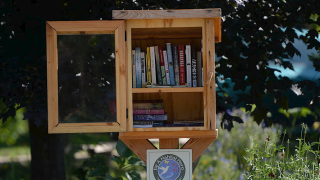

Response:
(133, 109), (165, 114)
(158, 46), (166, 84)
(178, 45), (185, 85)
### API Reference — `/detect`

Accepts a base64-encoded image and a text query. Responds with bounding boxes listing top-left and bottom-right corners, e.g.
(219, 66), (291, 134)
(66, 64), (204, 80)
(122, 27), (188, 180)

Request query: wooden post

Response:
(159, 138), (179, 149)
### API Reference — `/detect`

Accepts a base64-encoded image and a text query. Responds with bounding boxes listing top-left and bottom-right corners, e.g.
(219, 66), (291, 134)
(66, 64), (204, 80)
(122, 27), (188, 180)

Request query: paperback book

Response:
(163, 50), (170, 84)
(159, 46), (167, 84)
(191, 46), (197, 87)
(172, 45), (180, 85)
(141, 52), (146, 87)
(166, 43), (175, 85)
(132, 50), (136, 88)
(133, 114), (167, 121)
(185, 45), (192, 87)
(150, 46), (157, 85)
(133, 109), (165, 114)
(178, 45), (185, 85)
(135, 47), (141, 88)
(133, 100), (163, 109)
(155, 46), (162, 85)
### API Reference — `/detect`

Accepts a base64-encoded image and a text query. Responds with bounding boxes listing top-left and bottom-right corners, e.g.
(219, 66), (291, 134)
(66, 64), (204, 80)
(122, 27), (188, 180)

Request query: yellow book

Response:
(146, 47), (152, 85)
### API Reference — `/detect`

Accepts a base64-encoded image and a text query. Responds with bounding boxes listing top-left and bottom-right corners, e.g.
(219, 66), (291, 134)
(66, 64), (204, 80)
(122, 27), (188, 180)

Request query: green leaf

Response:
(128, 157), (142, 165)
(111, 156), (123, 165)
(128, 171), (141, 180)
(89, 166), (109, 177)
(116, 140), (133, 157)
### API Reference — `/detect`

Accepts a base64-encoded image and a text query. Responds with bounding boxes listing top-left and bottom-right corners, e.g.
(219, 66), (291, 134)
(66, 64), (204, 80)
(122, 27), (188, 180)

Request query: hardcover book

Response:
(141, 52), (146, 88)
(166, 43), (175, 85)
(165, 123), (204, 127)
(163, 50), (170, 85)
(132, 50), (136, 88)
(133, 109), (165, 114)
(172, 45), (180, 85)
(185, 45), (192, 87)
(150, 46), (157, 85)
(133, 114), (167, 121)
(133, 121), (153, 125)
(133, 124), (153, 128)
(133, 100), (163, 109)
(146, 47), (151, 85)
(158, 46), (167, 84)
(191, 46), (197, 87)
(135, 47), (141, 88)
(153, 121), (165, 127)
(155, 46), (162, 85)
(197, 51), (202, 87)
(178, 45), (185, 85)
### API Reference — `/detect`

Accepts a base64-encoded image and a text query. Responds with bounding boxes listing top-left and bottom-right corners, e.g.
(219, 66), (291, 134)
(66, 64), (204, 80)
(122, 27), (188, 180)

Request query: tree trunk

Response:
(28, 119), (66, 180)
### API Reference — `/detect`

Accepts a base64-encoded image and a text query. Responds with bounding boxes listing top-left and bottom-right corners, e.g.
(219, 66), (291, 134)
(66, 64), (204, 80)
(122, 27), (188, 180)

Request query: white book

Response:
(132, 50), (136, 88)
(185, 45), (192, 87)
(150, 46), (157, 85)
(163, 50), (170, 84)
(141, 52), (146, 87)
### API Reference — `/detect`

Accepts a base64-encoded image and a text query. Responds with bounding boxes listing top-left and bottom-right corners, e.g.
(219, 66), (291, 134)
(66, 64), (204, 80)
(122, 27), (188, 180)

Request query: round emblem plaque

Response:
(153, 154), (185, 180)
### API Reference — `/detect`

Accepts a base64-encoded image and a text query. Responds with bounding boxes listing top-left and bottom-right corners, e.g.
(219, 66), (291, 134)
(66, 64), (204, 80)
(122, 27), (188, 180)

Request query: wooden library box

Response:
(46, 9), (220, 139)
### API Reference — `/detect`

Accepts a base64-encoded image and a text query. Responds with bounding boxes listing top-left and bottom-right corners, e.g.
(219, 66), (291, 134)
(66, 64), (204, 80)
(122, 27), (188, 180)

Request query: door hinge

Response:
(126, 108), (128, 118)
(125, 31), (127, 41)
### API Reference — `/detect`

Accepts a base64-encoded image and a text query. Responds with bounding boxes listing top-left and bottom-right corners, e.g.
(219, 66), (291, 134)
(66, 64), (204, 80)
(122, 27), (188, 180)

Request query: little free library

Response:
(46, 9), (221, 164)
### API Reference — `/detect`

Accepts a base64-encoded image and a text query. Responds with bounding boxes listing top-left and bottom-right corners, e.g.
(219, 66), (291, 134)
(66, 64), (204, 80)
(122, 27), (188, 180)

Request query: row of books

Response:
(132, 43), (203, 88)
(132, 100), (204, 128)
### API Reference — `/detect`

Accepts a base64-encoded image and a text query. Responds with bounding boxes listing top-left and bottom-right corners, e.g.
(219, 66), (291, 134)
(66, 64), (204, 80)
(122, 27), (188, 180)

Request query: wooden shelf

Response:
(119, 130), (217, 139)
(132, 87), (203, 93)
(133, 126), (206, 132)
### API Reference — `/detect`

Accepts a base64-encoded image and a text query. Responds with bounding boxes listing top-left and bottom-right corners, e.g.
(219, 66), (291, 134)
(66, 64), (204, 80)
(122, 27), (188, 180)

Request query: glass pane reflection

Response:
(57, 34), (116, 123)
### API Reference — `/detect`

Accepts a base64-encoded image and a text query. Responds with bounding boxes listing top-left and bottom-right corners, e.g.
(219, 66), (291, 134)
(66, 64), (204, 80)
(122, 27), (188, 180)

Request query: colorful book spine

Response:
(153, 121), (165, 127)
(133, 121), (153, 125)
(191, 46), (197, 87)
(155, 46), (162, 85)
(133, 114), (167, 121)
(135, 47), (141, 88)
(178, 45), (185, 85)
(133, 109), (165, 114)
(197, 51), (202, 87)
(146, 47), (151, 85)
(141, 52), (146, 88)
(185, 45), (192, 87)
(166, 43), (175, 85)
(133, 124), (153, 128)
(150, 46), (157, 85)
(172, 45), (180, 85)
(133, 103), (163, 109)
(132, 50), (136, 88)
(159, 46), (167, 84)
(165, 123), (203, 127)
(163, 50), (170, 84)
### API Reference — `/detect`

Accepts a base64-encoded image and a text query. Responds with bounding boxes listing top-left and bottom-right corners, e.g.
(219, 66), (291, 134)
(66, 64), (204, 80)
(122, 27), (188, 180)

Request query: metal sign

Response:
(147, 149), (192, 180)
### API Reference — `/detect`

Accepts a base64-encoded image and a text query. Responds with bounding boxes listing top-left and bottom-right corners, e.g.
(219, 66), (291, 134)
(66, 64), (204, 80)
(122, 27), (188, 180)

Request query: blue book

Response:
(135, 47), (141, 88)
(133, 114), (167, 121)
(166, 43), (175, 85)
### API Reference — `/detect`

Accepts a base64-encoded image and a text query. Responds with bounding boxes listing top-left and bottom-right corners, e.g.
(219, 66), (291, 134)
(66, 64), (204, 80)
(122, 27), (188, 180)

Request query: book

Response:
(197, 51), (202, 87)
(166, 43), (175, 85)
(133, 121), (153, 125)
(163, 50), (170, 84)
(173, 120), (204, 124)
(172, 45), (180, 85)
(133, 109), (165, 114)
(133, 114), (167, 121)
(133, 100), (163, 109)
(133, 125), (153, 128)
(135, 47), (142, 88)
(146, 47), (151, 85)
(153, 121), (165, 127)
(141, 52), (146, 88)
(150, 46), (157, 85)
(191, 46), (197, 87)
(165, 123), (204, 127)
(155, 46), (162, 85)
(132, 50), (136, 88)
(146, 84), (187, 88)
(159, 46), (167, 84)
(185, 45), (192, 87)
(178, 45), (185, 85)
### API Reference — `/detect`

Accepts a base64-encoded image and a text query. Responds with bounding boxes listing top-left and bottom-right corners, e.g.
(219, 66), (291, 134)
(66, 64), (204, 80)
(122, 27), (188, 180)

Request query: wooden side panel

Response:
(120, 139), (157, 163)
(115, 21), (127, 130)
(127, 20), (134, 131)
(159, 138), (179, 149)
(181, 137), (217, 162)
(47, 23), (59, 133)
(113, 9), (221, 19)
(51, 124), (126, 133)
(205, 19), (216, 130)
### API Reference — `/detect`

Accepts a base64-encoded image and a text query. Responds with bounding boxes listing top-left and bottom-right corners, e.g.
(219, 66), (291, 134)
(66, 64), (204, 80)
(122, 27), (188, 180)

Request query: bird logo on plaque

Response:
(153, 154), (185, 180)
(147, 149), (192, 180)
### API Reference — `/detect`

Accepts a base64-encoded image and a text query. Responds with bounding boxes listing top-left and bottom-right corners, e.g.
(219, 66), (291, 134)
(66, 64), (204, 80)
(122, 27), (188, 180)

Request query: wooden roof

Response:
(112, 9), (221, 42)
